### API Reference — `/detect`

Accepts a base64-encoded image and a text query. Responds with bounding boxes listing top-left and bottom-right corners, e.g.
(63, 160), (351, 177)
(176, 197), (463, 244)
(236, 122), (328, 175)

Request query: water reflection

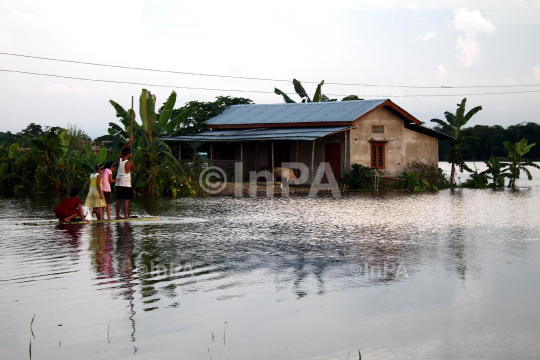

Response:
(2, 176), (540, 359)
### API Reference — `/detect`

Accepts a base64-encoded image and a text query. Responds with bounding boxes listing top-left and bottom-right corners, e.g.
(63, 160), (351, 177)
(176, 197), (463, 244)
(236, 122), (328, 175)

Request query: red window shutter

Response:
(371, 143), (385, 169)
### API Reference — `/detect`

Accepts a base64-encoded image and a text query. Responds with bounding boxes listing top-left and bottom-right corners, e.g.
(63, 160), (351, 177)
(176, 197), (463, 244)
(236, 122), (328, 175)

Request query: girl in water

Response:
(85, 165), (106, 220)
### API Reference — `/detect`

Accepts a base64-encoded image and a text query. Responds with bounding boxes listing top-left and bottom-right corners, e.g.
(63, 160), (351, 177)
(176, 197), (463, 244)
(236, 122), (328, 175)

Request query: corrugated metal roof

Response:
(205, 99), (386, 126)
(162, 126), (349, 142)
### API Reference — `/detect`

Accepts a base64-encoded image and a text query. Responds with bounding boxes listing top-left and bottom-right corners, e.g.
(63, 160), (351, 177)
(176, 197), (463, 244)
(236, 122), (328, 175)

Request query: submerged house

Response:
(164, 99), (451, 182)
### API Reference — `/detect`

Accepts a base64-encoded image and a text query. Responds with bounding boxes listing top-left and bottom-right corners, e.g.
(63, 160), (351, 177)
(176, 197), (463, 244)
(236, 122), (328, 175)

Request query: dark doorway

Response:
(267, 142), (290, 168)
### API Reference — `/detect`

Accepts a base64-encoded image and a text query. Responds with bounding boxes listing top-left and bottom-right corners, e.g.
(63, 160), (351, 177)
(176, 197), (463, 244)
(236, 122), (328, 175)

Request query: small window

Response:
(372, 125), (384, 134)
(371, 143), (385, 169)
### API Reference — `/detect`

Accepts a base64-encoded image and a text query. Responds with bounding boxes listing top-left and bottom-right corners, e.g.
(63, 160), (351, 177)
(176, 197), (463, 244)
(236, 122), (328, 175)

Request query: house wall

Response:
(350, 107), (438, 175)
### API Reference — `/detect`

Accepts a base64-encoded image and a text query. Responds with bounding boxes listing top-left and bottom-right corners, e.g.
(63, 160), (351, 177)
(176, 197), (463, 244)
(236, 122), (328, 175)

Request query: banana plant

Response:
(483, 155), (508, 189)
(97, 89), (193, 195)
(430, 98), (483, 189)
(275, 79), (362, 103)
(503, 138), (540, 189)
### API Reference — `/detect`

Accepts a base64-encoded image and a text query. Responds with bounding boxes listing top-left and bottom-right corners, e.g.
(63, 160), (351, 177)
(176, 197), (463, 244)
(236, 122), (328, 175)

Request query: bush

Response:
(407, 161), (449, 189)
(344, 164), (393, 190)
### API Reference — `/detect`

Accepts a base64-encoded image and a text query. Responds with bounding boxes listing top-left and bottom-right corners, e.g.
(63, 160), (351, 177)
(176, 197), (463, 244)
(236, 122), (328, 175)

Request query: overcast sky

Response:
(0, 0), (539, 138)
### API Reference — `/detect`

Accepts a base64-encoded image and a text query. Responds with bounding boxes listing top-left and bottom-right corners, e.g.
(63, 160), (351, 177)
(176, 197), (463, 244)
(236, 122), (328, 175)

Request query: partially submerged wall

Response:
(350, 107), (438, 176)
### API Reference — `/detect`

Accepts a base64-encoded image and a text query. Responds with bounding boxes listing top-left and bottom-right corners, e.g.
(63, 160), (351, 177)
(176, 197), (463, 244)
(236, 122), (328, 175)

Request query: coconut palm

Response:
(275, 79), (362, 103)
(430, 98), (483, 188)
(503, 138), (540, 189)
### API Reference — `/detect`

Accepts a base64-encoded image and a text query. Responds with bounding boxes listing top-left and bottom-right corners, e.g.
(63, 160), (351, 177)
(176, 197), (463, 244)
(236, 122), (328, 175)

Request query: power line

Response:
(1, 51), (539, 89)
(2, 68), (540, 97)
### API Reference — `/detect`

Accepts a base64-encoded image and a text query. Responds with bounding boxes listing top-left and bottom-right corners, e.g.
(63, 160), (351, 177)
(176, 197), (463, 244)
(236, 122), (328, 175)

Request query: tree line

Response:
(0, 92), (252, 196)
(436, 122), (540, 161)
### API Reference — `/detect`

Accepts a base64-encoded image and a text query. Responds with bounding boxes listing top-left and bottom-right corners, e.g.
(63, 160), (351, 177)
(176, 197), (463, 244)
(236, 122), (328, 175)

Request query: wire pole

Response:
(130, 96), (134, 154)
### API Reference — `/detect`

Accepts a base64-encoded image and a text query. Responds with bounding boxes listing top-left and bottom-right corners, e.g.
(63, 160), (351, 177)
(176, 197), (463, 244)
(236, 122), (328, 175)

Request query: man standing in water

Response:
(116, 137), (134, 219)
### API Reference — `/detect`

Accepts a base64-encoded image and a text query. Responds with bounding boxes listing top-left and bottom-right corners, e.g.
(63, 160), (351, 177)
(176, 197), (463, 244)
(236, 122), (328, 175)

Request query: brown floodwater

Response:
(1, 163), (539, 359)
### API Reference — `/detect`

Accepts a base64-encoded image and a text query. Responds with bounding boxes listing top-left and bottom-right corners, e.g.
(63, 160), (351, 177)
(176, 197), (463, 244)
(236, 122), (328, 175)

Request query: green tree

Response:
(15, 127), (70, 192)
(98, 89), (196, 195)
(430, 98), (483, 188)
(166, 95), (254, 136)
(274, 79), (362, 103)
(503, 138), (540, 189)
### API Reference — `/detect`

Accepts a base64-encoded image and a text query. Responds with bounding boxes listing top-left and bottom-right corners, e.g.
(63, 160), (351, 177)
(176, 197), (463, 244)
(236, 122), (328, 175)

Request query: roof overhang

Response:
(161, 126), (350, 142)
(404, 123), (453, 140)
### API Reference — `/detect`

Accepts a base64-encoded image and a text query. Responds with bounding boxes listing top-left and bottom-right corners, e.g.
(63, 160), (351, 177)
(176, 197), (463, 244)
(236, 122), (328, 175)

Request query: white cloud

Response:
(417, 31), (435, 40)
(533, 66), (540, 81)
(450, 8), (495, 67)
(436, 64), (448, 78)
(407, 2), (418, 11)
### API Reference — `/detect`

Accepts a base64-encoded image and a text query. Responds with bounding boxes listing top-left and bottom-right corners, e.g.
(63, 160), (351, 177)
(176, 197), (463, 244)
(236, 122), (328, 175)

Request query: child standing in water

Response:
(102, 162), (119, 220)
(85, 165), (106, 220)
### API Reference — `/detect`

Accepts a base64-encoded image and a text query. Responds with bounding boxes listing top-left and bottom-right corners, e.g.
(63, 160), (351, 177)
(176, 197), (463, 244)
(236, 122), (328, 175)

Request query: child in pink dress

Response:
(101, 162), (119, 220)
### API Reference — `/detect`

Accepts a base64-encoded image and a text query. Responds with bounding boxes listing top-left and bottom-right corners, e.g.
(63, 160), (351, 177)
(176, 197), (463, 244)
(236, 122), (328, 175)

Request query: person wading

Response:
(115, 137), (134, 219)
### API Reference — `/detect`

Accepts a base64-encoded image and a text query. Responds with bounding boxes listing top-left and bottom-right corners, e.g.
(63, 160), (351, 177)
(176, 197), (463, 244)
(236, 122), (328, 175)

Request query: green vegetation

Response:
(502, 138), (539, 189)
(431, 98), (483, 188)
(345, 162), (448, 192)
(483, 155), (507, 189)
(275, 79), (361, 103)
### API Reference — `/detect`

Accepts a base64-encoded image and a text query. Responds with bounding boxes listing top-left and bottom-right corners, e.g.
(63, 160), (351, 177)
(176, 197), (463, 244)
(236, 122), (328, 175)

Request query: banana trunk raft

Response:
(21, 216), (161, 226)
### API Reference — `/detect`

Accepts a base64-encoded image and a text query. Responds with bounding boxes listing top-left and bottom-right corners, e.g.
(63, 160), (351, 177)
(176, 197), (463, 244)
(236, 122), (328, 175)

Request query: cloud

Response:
(436, 64), (448, 78)
(450, 8), (495, 67)
(533, 66), (540, 81)
(417, 31), (435, 40)
(407, 2), (418, 11)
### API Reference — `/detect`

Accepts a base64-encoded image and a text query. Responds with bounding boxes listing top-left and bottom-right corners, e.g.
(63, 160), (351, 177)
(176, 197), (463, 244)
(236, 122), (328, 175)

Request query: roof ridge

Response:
(229, 99), (388, 107)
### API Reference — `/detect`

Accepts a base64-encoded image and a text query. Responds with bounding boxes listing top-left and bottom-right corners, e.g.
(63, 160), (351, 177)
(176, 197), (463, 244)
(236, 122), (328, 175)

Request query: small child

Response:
(54, 188), (90, 223)
(102, 162), (119, 220)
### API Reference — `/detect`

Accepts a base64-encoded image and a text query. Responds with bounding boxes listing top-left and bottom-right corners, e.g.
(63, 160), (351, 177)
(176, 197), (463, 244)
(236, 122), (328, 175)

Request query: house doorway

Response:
(324, 143), (341, 180)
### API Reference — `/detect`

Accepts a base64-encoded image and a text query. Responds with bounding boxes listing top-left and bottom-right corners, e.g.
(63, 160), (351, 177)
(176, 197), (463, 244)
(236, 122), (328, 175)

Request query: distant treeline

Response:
(435, 122), (540, 161)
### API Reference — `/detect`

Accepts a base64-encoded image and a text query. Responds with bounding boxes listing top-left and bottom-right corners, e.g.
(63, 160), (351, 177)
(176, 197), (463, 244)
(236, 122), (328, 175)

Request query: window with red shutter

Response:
(371, 142), (385, 169)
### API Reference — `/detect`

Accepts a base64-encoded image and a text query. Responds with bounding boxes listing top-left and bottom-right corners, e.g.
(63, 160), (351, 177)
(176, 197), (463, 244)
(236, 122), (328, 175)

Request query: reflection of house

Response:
(163, 100), (451, 181)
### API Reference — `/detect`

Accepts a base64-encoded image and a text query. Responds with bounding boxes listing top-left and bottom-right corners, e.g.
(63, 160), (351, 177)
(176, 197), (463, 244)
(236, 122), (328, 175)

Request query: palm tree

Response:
(430, 98), (483, 188)
(503, 138), (540, 189)
(275, 79), (362, 103)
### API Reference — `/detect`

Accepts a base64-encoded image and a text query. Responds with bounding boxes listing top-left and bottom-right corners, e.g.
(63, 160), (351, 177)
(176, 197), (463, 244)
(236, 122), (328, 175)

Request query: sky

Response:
(0, 0), (539, 138)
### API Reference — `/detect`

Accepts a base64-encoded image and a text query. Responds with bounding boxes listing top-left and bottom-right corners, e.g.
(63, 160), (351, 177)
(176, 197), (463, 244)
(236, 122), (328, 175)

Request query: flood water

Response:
(1, 163), (540, 359)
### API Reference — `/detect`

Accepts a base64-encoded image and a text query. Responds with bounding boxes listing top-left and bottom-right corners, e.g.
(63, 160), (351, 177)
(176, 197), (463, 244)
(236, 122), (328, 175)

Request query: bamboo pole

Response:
(210, 143), (214, 161)
(344, 130), (348, 174)
(271, 141), (275, 184)
(130, 96), (134, 155)
(255, 142), (258, 173)
(311, 140), (315, 185)
(179, 144), (182, 161)
(296, 140), (299, 177)
(240, 142), (244, 183)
